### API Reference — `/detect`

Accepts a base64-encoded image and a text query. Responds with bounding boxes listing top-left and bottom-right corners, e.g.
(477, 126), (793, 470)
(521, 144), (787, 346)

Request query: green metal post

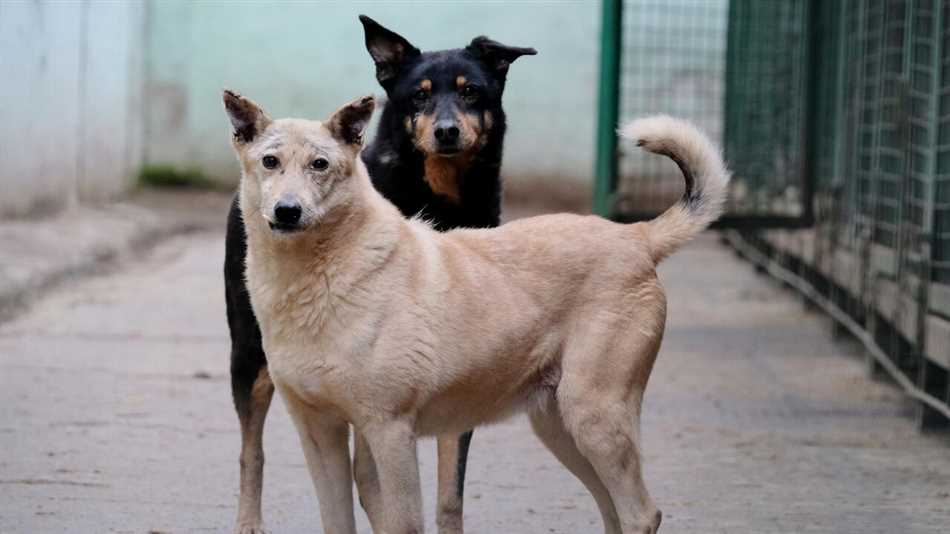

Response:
(593, 0), (622, 217)
(918, 0), (945, 431)
(799, 0), (819, 226)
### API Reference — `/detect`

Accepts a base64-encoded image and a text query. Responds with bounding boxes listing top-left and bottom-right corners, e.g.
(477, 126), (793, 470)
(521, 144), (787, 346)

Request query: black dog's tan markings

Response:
(417, 108), (496, 202)
(223, 14), (535, 534)
(423, 152), (471, 202)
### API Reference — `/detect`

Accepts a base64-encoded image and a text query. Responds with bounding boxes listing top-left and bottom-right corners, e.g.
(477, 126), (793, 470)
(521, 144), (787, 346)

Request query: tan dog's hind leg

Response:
(435, 433), (469, 534)
(560, 388), (660, 534)
(236, 369), (274, 534)
(557, 305), (664, 534)
(279, 385), (357, 534)
(363, 421), (424, 534)
(353, 432), (385, 531)
(530, 405), (622, 534)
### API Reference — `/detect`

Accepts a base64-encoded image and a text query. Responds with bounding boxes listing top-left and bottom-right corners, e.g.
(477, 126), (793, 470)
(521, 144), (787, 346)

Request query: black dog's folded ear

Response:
(359, 15), (421, 89)
(223, 89), (271, 143)
(466, 37), (537, 79)
(327, 95), (376, 146)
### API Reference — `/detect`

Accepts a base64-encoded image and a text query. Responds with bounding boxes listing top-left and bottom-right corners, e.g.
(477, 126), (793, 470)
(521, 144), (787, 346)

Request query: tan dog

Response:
(223, 90), (729, 534)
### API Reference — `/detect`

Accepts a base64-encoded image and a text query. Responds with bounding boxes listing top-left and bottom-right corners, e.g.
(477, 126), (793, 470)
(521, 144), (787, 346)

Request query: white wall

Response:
(143, 1), (601, 200)
(0, 0), (145, 218)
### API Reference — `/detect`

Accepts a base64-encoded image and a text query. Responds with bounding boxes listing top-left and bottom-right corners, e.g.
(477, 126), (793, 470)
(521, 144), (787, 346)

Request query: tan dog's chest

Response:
(244, 255), (368, 412)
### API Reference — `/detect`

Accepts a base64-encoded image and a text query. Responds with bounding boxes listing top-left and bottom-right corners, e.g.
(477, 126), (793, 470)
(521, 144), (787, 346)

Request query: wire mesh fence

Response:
(614, 0), (729, 216)
(594, 0), (810, 226)
(594, 0), (950, 427)
(724, 0), (808, 218)
(723, 0), (950, 428)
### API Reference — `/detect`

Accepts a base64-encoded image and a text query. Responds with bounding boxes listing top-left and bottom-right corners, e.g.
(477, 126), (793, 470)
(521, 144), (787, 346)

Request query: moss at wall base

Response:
(137, 164), (228, 190)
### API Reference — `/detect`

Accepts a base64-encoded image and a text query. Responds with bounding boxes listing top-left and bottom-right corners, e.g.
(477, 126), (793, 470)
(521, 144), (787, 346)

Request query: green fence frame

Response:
(594, 0), (622, 217)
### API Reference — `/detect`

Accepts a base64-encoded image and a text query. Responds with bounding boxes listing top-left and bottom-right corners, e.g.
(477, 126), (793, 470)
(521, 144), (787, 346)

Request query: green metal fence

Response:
(594, 0), (950, 428)
(596, 0), (736, 220)
(724, 0), (810, 220)
(618, 1), (728, 217)
(725, 0), (950, 428)
(594, 0), (811, 225)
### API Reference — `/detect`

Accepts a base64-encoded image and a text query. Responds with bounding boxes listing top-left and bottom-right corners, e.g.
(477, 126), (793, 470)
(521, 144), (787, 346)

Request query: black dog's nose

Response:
(434, 121), (460, 143)
(274, 201), (302, 226)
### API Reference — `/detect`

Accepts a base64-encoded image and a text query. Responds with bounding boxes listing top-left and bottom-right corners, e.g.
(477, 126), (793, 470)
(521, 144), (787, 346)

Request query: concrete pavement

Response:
(1, 217), (949, 532)
(0, 189), (229, 322)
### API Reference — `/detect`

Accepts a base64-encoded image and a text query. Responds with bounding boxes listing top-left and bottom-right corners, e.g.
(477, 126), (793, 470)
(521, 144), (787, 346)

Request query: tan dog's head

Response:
(223, 91), (375, 236)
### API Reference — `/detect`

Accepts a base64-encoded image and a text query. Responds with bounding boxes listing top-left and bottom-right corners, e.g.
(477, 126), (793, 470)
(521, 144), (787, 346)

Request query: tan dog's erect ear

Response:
(326, 95), (376, 146)
(223, 89), (271, 143)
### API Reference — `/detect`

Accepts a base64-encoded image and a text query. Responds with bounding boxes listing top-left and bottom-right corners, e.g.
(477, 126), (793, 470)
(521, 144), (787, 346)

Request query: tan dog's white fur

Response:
(224, 90), (729, 534)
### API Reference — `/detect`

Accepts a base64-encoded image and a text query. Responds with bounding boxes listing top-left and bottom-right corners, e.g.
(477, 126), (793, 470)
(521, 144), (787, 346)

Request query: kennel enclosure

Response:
(595, 0), (950, 428)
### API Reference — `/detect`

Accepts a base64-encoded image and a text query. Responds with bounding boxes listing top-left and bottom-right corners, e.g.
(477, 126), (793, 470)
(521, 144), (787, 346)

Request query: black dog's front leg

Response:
(226, 195), (274, 534)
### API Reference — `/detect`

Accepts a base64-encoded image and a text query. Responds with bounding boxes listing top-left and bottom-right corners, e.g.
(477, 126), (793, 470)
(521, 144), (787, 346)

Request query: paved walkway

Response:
(1, 222), (948, 533)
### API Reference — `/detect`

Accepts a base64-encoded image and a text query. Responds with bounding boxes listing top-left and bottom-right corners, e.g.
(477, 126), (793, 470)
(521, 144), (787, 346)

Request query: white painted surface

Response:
(143, 1), (601, 189)
(0, 1), (145, 218)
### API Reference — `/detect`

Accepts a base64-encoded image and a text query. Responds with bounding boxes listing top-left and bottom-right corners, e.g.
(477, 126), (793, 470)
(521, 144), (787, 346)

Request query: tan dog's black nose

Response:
(274, 201), (302, 226)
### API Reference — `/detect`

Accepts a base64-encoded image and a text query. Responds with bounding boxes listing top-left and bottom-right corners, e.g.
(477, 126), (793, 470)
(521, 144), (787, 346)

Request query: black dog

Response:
(225, 15), (534, 534)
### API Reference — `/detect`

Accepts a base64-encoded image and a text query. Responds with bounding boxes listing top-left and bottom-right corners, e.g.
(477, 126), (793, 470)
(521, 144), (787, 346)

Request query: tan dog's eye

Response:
(460, 85), (479, 103)
(262, 155), (279, 169)
(310, 158), (329, 171)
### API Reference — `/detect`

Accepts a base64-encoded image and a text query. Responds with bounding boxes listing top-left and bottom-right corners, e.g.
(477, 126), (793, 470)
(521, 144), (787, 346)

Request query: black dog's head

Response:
(359, 15), (536, 157)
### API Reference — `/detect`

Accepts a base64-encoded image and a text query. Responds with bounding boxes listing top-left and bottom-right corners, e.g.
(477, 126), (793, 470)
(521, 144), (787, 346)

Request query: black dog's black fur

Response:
(362, 17), (533, 230)
(225, 15), (534, 526)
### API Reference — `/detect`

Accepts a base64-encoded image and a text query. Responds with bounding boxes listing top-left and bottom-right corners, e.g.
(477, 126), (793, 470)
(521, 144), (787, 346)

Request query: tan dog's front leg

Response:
(364, 421), (423, 534)
(435, 432), (471, 534)
(360, 431), (468, 534)
(353, 432), (384, 531)
(279, 386), (357, 534)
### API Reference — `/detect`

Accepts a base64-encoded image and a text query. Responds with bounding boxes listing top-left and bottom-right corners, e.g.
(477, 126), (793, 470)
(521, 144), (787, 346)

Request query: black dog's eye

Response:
(460, 85), (479, 102)
(413, 89), (430, 104)
(310, 158), (329, 171)
(262, 155), (279, 169)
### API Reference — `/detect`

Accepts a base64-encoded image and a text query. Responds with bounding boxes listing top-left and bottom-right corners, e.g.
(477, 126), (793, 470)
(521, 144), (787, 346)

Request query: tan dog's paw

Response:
(234, 521), (268, 534)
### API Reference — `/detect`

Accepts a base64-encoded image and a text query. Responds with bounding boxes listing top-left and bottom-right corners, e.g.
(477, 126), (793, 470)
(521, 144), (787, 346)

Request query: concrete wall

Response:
(0, 0), (145, 218)
(143, 1), (600, 202)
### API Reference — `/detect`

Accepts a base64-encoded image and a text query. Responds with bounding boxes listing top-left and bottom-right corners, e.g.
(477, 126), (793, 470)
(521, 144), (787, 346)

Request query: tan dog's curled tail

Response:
(621, 115), (731, 263)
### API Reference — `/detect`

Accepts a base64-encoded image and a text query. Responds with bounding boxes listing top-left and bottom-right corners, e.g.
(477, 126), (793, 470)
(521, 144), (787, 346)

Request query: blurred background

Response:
(1, 0), (606, 215)
(2, 1), (950, 533)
